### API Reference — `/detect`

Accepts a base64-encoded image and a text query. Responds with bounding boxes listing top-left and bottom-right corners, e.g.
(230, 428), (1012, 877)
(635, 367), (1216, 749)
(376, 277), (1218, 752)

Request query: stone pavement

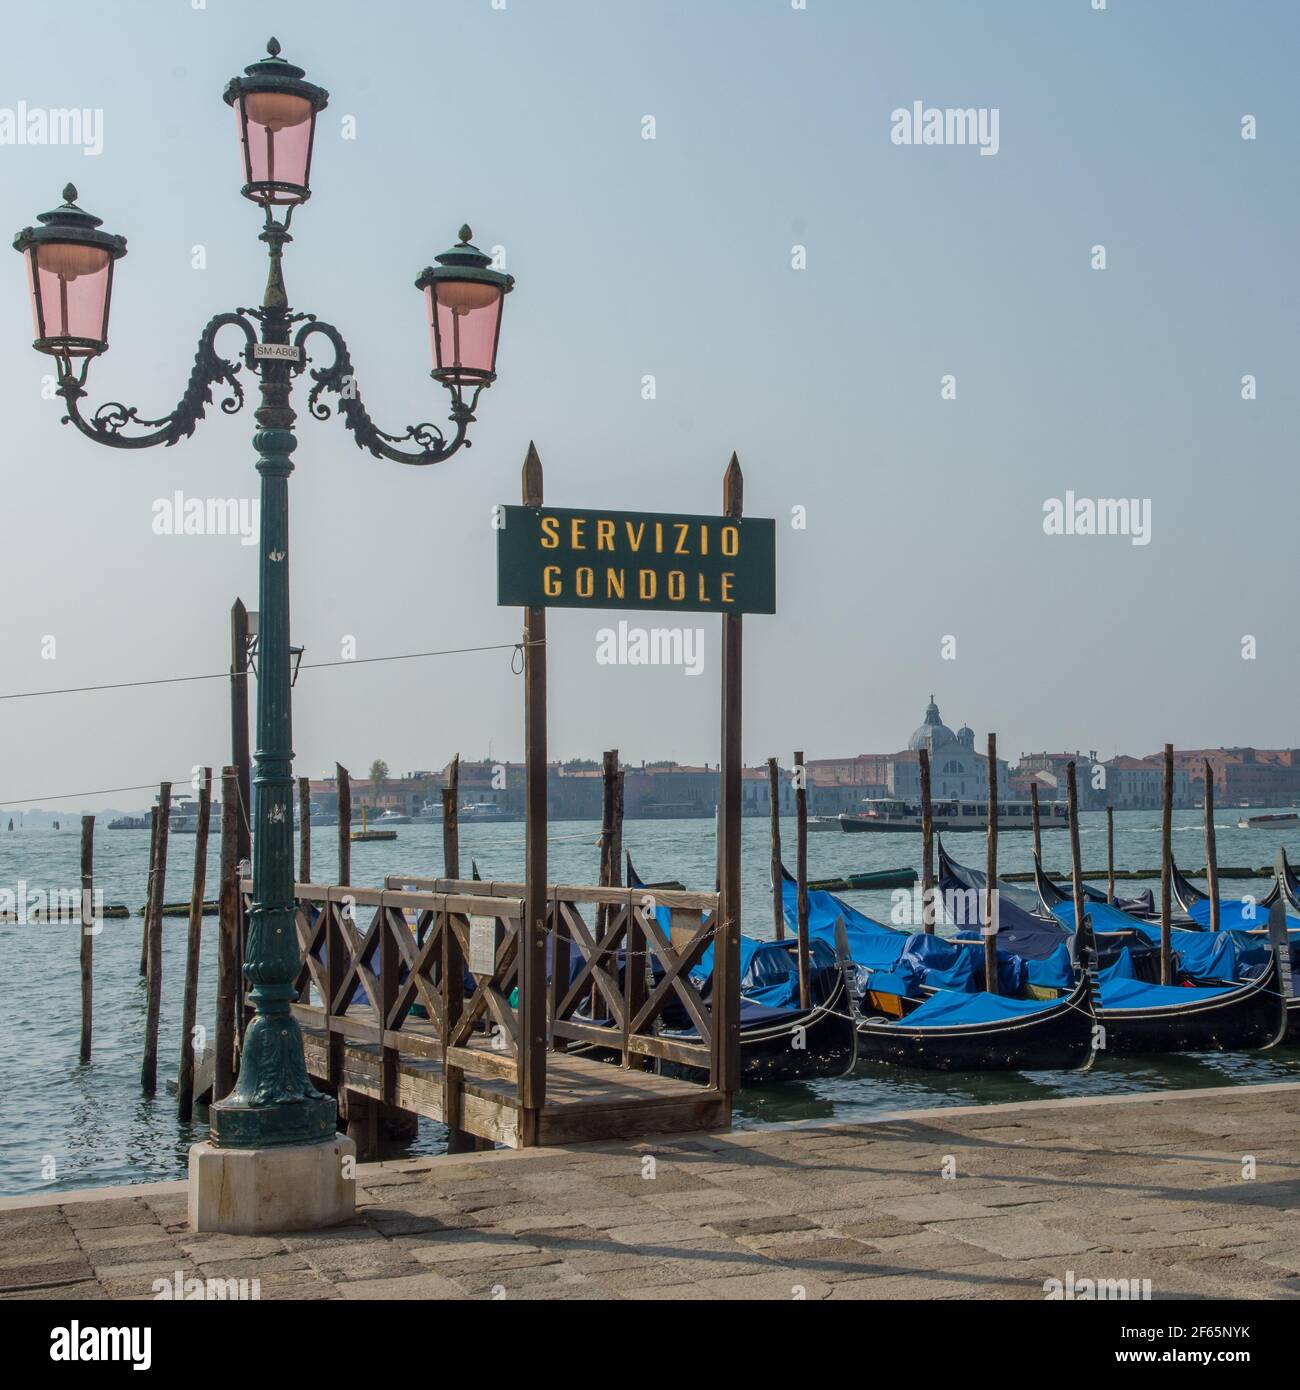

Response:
(4, 1083), (1300, 1301)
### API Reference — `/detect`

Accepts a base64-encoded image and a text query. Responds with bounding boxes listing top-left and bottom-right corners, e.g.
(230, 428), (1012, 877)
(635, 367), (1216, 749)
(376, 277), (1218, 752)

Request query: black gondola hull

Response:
(853, 976), (1093, 1073)
(1097, 959), (1282, 1056)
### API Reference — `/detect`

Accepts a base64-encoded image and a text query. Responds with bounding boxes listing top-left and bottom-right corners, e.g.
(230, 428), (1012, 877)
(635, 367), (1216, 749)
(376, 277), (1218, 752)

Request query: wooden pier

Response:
(250, 872), (735, 1151)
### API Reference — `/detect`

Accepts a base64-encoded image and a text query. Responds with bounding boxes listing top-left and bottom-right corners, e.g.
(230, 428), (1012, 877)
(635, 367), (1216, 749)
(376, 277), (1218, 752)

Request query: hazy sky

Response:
(2, 0), (1297, 811)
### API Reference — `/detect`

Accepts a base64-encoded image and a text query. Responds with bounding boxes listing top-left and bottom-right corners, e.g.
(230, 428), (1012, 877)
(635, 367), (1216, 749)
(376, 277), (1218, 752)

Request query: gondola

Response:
(944, 842), (1287, 1055)
(1169, 854), (1283, 929)
(572, 857), (859, 1085)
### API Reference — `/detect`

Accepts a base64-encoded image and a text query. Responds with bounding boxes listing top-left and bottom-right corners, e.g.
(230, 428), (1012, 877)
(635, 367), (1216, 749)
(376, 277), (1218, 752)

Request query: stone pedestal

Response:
(188, 1135), (355, 1234)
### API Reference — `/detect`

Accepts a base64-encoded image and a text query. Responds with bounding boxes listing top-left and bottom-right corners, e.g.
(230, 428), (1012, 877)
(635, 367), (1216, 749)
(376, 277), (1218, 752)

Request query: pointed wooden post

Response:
(596, 749), (619, 941)
(79, 815), (94, 1063)
(441, 755), (461, 880)
(767, 757), (784, 940)
(712, 454), (743, 1103)
(1160, 743), (1174, 984)
(1029, 782), (1042, 864)
(141, 781), (171, 1095)
(984, 734), (999, 995)
(918, 747), (935, 932)
(298, 776), (311, 884)
(230, 599), (252, 868)
(336, 763), (351, 886)
(214, 767), (240, 1102)
(1106, 804), (1116, 905)
(177, 768), (213, 1121)
(1067, 761), (1088, 945)
(520, 443), (549, 1131)
(1204, 759), (1220, 933)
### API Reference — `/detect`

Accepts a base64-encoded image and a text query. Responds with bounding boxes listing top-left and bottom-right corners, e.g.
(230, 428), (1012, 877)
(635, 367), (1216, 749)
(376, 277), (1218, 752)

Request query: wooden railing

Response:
(386, 875), (726, 1087)
(240, 874), (730, 1130)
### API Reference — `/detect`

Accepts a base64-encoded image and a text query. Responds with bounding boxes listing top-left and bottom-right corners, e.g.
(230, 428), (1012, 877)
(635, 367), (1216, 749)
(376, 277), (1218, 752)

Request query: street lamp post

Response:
(14, 39), (514, 1167)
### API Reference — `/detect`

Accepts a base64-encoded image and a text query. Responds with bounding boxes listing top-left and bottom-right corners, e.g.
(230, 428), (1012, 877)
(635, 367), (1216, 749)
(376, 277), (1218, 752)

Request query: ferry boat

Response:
(1237, 812), (1300, 830)
(839, 797), (1070, 833)
(108, 814), (150, 830)
(374, 809), (411, 825)
(459, 801), (520, 824)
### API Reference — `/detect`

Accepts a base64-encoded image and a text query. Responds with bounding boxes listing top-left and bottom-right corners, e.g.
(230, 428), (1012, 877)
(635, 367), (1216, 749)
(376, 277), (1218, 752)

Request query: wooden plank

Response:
(1030, 781), (1042, 865)
(177, 768), (212, 1121)
(79, 815), (94, 1063)
(140, 781), (171, 1095)
(1106, 804), (1115, 905)
(214, 768), (240, 1102)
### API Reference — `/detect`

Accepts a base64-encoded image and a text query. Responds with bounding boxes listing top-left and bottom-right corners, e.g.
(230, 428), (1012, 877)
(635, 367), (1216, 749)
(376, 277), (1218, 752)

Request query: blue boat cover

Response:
(1098, 947), (1136, 982)
(780, 877), (909, 971)
(898, 931), (1028, 995)
(1050, 899), (1271, 982)
(1185, 897), (1300, 932)
(899, 989), (1065, 1028)
(1099, 976), (1233, 1009)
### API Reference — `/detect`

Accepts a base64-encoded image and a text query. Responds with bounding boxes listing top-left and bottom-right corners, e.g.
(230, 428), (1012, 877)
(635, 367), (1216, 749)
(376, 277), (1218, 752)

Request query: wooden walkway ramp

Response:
(248, 874), (738, 1150)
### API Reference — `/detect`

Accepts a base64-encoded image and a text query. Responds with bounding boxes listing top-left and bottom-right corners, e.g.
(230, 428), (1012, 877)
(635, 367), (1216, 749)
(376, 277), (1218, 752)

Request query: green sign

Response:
(496, 505), (776, 614)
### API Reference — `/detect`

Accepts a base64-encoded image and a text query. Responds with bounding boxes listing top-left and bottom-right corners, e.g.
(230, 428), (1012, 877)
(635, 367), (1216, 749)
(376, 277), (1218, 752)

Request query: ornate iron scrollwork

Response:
(56, 312), (257, 449)
(293, 318), (476, 466)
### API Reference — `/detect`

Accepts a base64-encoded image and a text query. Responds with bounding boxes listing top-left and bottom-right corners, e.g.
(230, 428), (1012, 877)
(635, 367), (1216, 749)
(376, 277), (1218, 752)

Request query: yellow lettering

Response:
(654, 522), (664, 554)
(701, 526), (708, 556)
(540, 516), (560, 549)
(570, 517), (586, 550)
(697, 573), (711, 604)
(606, 568), (625, 600)
(667, 571), (685, 601)
(596, 519), (615, 550)
(720, 572), (734, 603)
(543, 565), (561, 597)
(626, 521), (646, 551)
(576, 566), (594, 598)
(639, 569), (657, 601)
(721, 525), (739, 558)
(673, 523), (689, 555)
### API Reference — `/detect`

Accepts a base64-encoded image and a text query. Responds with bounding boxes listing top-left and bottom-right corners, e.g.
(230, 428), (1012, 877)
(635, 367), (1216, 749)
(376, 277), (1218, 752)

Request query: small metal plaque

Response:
(468, 915), (497, 976)
(253, 343), (302, 362)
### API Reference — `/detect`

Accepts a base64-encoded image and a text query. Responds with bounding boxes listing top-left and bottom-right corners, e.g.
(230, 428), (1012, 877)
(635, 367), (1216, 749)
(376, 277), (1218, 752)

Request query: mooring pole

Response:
(767, 756), (784, 940)
(79, 815), (94, 1063)
(1160, 742), (1174, 985)
(439, 752), (473, 1152)
(520, 443), (549, 1136)
(919, 746), (935, 933)
(214, 767), (240, 1102)
(794, 747), (811, 1008)
(298, 775), (311, 884)
(140, 806), (159, 977)
(442, 755), (460, 881)
(1029, 782), (1042, 865)
(178, 768), (213, 1121)
(1204, 758), (1220, 933)
(713, 454), (744, 1105)
(1106, 804), (1115, 905)
(1067, 761), (1088, 944)
(336, 763), (351, 887)
(141, 781), (172, 1094)
(984, 734), (999, 995)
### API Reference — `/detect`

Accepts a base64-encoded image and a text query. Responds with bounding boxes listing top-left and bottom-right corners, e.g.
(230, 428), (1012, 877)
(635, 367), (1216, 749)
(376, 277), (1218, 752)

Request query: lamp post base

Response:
(188, 1135), (355, 1234)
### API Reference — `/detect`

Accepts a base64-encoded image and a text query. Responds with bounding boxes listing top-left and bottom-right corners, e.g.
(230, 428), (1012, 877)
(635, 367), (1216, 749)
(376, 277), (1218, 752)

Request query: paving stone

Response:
(945, 1216), (1098, 1259)
(338, 1271), (467, 1299)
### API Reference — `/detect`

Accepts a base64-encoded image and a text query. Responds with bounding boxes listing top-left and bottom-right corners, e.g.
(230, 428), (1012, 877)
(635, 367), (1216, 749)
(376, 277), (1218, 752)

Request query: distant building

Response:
(889, 698), (1010, 802)
(1173, 748), (1300, 807)
(1103, 755), (1192, 810)
(1014, 751), (1105, 808)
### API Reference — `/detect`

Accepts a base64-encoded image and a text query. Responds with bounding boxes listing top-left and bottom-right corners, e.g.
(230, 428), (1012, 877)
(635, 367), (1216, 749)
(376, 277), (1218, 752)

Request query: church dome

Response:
(957, 723), (975, 748)
(908, 697), (956, 752)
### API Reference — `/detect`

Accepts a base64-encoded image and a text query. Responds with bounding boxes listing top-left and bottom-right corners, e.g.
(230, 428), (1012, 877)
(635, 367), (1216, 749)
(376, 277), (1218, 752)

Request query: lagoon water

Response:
(2, 807), (1298, 1197)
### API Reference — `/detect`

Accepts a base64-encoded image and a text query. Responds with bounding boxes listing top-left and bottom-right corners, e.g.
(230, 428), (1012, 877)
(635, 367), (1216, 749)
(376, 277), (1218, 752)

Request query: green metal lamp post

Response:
(14, 38), (515, 1151)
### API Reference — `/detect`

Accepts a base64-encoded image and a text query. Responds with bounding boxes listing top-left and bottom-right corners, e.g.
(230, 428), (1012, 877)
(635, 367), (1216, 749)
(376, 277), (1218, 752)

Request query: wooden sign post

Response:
(498, 445), (774, 1123)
